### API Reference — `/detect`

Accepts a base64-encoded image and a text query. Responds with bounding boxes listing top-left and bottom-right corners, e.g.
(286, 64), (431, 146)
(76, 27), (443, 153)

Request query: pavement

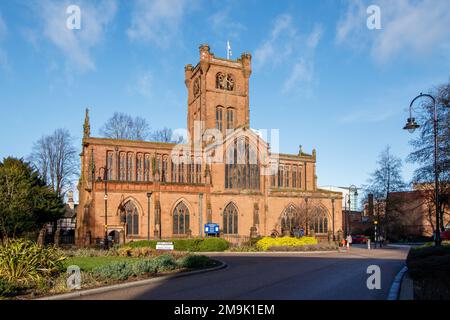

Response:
(70, 245), (409, 300)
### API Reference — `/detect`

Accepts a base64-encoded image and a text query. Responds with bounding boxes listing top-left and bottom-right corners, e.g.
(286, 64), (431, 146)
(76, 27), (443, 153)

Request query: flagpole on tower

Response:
(227, 41), (232, 60)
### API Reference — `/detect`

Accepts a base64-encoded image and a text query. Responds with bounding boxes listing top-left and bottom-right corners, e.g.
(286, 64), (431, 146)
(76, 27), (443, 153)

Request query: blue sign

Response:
(204, 223), (219, 235)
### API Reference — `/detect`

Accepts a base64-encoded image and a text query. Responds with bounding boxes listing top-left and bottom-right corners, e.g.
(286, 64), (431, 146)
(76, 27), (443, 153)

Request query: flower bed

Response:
(0, 239), (217, 299)
(255, 236), (318, 251)
(267, 243), (338, 252)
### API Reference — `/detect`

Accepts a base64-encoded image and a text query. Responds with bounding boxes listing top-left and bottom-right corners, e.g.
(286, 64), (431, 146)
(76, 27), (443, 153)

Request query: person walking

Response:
(346, 234), (353, 251)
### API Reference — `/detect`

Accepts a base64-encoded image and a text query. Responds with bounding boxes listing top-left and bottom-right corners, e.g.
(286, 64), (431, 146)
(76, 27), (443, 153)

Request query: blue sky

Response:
(0, 0), (449, 192)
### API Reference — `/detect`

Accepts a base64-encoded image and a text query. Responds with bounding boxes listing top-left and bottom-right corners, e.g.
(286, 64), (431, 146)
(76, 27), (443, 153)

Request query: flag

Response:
(227, 41), (232, 59)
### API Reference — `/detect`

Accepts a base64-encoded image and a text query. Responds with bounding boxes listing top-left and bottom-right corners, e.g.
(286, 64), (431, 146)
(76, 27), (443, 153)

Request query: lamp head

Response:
(403, 117), (420, 133)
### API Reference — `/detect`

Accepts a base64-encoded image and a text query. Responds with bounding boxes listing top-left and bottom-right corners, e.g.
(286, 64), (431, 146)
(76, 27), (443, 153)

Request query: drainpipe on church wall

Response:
(199, 193), (203, 238)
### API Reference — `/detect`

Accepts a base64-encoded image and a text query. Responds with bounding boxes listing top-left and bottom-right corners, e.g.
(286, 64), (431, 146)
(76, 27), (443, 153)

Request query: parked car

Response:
(352, 234), (368, 244)
(441, 226), (450, 241)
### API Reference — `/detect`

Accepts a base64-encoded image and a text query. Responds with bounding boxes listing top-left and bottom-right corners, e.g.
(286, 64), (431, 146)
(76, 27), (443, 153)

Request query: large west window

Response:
(225, 137), (260, 190)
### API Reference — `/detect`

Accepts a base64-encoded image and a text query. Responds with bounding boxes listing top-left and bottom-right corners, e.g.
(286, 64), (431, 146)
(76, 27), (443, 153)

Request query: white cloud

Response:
(208, 8), (246, 40)
(32, 0), (117, 72)
(127, 0), (188, 48)
(128, 70), (153, 98)
(336, 0), (450, 63)
(254, 14), (297, 69)
(337, 108), (397, 124)
(254, 15), (323, 95)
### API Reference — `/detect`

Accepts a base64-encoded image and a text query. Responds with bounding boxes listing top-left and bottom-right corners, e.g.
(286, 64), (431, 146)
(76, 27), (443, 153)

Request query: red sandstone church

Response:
(75, 44), (343, 246)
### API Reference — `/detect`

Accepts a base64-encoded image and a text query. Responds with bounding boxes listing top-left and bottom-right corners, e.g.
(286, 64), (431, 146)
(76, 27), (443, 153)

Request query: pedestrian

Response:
(346, 234), (352, 250)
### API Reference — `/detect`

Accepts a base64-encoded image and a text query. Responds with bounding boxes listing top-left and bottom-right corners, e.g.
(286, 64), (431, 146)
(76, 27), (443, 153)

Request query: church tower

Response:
(184, 44), (252, 143)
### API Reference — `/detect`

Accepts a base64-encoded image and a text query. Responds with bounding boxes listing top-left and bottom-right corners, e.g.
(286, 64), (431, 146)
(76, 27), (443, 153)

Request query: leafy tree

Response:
(0, 157), (65, 241)
(29, 128), (78, 197)
(407, 82), (449, 230)
(99, 112), (150, 140)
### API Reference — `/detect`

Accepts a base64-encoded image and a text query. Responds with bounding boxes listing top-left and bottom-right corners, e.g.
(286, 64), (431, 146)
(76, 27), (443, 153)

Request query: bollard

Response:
(367, 239), (371, 250)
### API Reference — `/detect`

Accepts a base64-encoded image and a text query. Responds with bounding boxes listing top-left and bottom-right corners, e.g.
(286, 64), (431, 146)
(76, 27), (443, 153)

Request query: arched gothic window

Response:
(124, 201), (139, 236)
(136, 153), (143, 181)
(223, 202), (238, 234)
(226, 108), (234, 130)
(119, 152), (126, 181)
(162, 156), (168, 182)
(127, 153), (133, 181)
(216, 106), (223, 132)
(292, 166), (297, 188)
(144, 154), (150, 182)
(312, 211), (329, 234)
(281, 204), (300, 233)
(107, 151), (113, 180)
(173, 202), (190, 235)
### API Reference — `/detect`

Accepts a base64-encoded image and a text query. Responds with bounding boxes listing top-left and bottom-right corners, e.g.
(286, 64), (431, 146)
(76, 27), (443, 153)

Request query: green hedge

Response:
(177, 255), (215, 269)
(125, 238), (229, 252)
(407, 243), (450, 299)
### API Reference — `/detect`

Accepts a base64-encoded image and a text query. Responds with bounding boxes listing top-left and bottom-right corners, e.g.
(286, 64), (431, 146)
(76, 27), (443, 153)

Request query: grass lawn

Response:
(64, 256), (138, 271)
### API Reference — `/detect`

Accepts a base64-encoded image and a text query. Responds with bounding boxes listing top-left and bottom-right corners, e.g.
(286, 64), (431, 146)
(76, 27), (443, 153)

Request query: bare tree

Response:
(29, 128), (78, 197)
(362, 145), (406, 239)
(151, 127), (184, 143)
(407, 82), (449, 230)
(99, 112), (150, 140)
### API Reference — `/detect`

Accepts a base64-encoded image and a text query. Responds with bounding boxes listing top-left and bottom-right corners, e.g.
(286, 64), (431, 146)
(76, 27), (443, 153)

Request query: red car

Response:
(441, 226), (450, 241)
(352, 234), (368, 244)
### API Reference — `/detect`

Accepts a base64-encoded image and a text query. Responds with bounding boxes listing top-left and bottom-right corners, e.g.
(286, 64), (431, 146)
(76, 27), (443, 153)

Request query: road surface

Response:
(73, 245), (409, 300)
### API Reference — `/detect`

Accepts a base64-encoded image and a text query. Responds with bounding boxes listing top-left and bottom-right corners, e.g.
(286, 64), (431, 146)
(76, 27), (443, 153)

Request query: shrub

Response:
(407, 243), (450, 299)
(197, 238), (229, 252)
(92, 254), (179, 281)
(0, 278), (19, 297)
(0, 239), (66, 286)
(256, 236), (318, 251)
(151, 254), (178, 272)
(117, 246), (156, 257)
(267, 244), (337, 252)
(92, 261), (135, 281)
(64, 248), (117, 257)
(407, 244), (450, 280)
(123, 238), (229, 252)
(177, 255), (214, 269)
(228, 246), (260, 252)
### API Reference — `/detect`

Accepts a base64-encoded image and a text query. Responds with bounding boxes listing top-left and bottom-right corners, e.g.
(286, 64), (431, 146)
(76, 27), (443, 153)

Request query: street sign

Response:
(156, 242), (174, 250)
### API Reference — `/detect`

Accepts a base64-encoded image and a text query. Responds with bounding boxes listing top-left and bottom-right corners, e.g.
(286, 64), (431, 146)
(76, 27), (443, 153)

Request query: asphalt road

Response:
(73, 245), (409, 300)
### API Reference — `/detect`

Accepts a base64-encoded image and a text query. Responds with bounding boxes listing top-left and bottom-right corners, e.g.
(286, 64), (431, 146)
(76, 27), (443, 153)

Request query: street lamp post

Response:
(403, 93), (441, 246)
(97, 166), (109, 250)
(344, 185), (358, 237)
